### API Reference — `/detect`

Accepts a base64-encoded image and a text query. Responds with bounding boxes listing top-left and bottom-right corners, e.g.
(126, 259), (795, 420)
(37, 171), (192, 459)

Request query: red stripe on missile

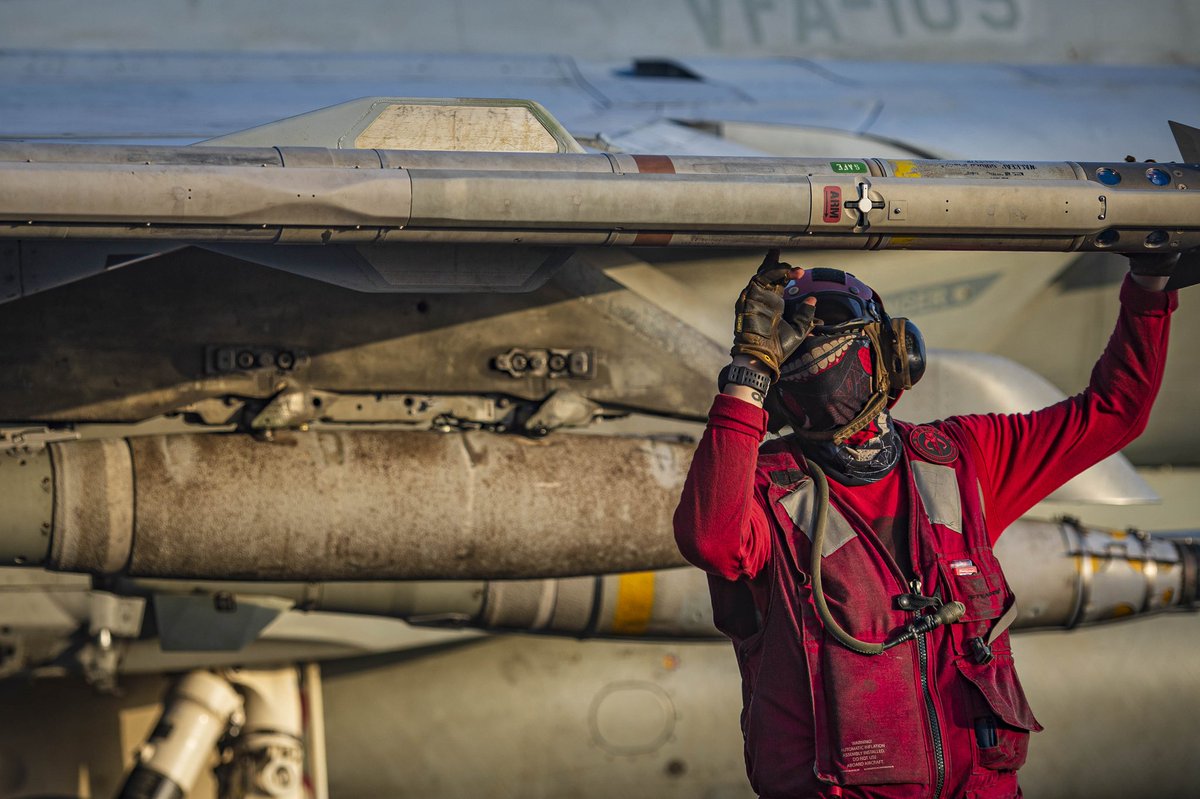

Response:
(633, 232), (673, 246)
(631, 155), (676, 174)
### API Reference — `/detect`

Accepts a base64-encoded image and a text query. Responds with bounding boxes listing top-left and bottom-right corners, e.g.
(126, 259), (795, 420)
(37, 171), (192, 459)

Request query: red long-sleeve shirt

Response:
(675, 275), (1178, 582)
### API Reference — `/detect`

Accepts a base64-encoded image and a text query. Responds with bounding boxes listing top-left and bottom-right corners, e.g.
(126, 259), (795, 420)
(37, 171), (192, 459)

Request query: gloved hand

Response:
(731, 250), (816, 381)
(1126, 253), (1180, 277)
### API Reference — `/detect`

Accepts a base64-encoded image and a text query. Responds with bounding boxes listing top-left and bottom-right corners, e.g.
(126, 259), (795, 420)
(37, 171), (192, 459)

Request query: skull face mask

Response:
(775, 330), (903, 484)
(769, 268), (912, 484)
(776, 331), (875, 433)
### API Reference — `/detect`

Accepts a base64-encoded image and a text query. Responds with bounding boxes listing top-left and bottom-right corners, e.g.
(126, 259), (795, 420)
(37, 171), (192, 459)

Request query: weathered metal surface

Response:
(0, 251), (726, 423)
(0, 444), (54, 566)
(128, 566), (717, 641)
(122, 514), (1200, 644)
(0, 162), (414, 228)
(49, 438), (133, 574)
(211, 97), (586, 155)
(2, 143), (1199, 253)
(15, 431), (1200, 628)
(452, 567), (717, 637)
(996, 519), (1200, 630)
(39, 430), (694, 580)
(403, 169), (811, 231)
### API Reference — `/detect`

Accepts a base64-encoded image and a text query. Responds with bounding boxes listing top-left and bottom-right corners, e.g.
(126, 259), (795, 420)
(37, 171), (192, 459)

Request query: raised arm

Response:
(951, 267), (1178, 538)
(673, 393), (773, 580)
(673, 251), (815, 580)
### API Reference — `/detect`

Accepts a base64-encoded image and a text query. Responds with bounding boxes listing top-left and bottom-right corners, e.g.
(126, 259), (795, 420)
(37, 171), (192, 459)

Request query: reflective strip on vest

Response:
(911, 460), (963, 534)
(778, 478), (858, 557)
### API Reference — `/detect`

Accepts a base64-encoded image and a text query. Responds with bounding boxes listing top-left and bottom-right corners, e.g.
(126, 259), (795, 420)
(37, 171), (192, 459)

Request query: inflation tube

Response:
(808, 461), (964, 655)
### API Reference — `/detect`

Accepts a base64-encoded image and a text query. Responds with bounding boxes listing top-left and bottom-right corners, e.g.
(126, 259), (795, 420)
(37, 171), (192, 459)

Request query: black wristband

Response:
(719, 364), (772, 394)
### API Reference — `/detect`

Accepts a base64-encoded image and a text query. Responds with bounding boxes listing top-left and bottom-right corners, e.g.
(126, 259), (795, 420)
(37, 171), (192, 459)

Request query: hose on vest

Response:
(807, 460), (966, 656)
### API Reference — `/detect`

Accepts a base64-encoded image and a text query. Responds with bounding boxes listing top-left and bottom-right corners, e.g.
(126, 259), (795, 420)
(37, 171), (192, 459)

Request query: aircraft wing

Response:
(2, 43), (1200, 799)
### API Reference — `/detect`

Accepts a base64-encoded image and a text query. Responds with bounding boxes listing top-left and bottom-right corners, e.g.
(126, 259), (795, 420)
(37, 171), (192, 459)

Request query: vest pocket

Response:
(956, 653), (1043, 772)
(972, 714), (1029, 772)
(937, 550), (1006, 624)
(807, 627), (932, 786)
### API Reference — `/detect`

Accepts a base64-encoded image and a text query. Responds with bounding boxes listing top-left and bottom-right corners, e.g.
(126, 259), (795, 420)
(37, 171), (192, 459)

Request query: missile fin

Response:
(201, 96), (584, 153)
(1169, 120), (1200, 163)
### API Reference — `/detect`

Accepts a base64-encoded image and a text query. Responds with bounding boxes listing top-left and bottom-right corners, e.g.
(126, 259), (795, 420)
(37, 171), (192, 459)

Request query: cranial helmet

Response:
(766, 267), (926, 441)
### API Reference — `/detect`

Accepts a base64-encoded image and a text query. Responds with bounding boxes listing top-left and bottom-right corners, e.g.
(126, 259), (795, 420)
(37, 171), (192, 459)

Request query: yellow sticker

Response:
(611, 572), (656, 635)
(893, 160), (922, 179)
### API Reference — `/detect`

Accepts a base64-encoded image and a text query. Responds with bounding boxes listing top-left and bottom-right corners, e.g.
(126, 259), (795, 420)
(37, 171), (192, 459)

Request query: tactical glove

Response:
(731, 250), (816, 381)
(1126, 253), (1180, 277)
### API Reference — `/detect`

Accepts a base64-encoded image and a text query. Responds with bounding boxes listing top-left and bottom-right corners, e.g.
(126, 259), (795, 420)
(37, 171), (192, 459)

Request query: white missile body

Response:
(1, 143), (1198, 254)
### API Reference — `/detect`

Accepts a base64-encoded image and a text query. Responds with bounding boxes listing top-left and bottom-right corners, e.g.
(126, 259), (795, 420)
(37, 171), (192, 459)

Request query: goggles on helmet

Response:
(786, 291), (882, 334)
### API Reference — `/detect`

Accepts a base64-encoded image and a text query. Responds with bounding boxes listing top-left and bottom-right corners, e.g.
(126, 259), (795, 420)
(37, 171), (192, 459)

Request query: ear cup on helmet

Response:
(885, 316), (926, 398)
(901, 318), (926, 387)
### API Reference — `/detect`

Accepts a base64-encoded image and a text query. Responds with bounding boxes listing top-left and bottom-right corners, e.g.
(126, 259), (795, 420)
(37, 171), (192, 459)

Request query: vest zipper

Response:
(912, 579), (946, 799)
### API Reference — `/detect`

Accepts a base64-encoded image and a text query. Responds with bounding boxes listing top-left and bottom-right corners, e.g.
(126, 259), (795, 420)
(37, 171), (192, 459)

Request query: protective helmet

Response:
(767, 267), (926, 439)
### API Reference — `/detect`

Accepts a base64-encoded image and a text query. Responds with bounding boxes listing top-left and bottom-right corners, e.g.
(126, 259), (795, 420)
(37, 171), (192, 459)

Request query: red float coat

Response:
(674, 276), (1177, 799)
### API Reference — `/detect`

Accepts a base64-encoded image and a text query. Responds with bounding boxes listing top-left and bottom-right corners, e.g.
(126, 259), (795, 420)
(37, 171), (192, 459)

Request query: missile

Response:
(4, 429), (1196, 635)
(0, 142), (1198, 258)
(997, 518), (1200, 629)
(111, 518), (1200, 650)
(0, 431), (692, 580)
